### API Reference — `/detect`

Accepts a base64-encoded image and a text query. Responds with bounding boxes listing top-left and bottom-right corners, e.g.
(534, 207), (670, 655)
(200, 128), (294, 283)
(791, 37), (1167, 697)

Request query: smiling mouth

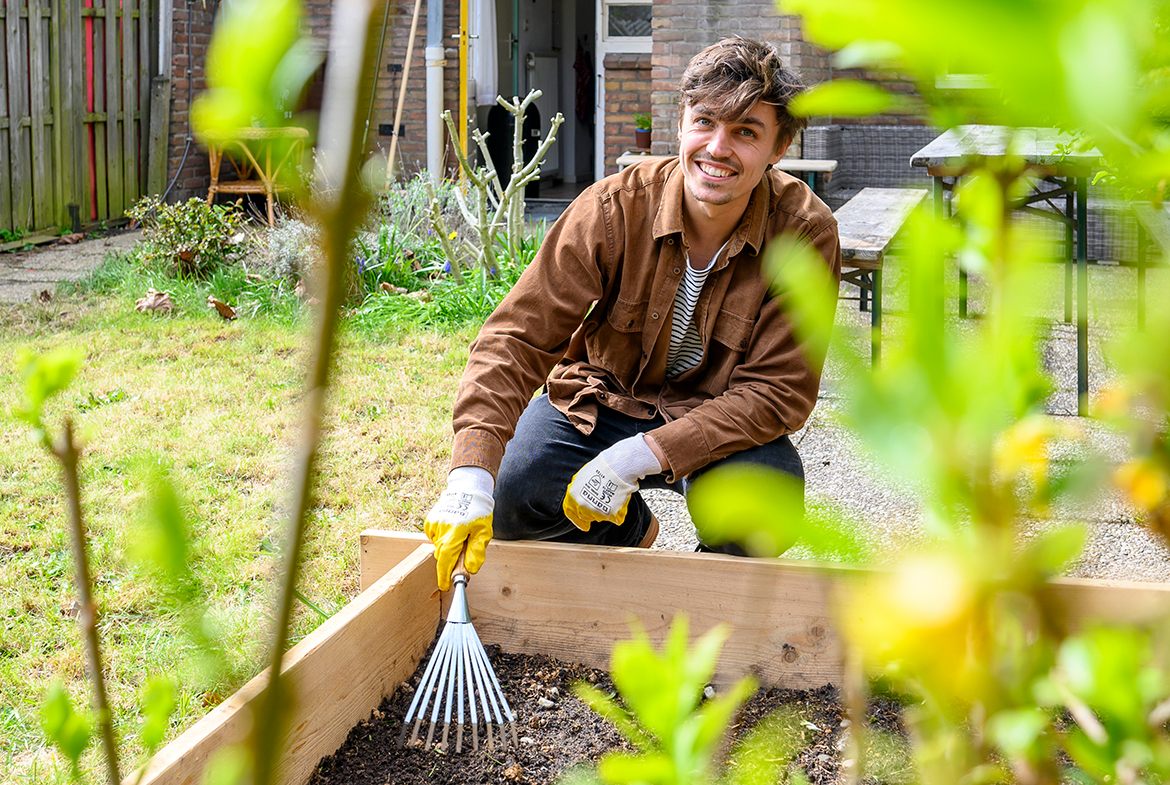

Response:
(695, 160), (737, 180)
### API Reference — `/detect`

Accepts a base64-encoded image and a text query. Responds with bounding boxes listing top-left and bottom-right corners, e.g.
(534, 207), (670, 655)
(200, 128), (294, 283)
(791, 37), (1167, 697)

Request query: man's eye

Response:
(739, 128), (756, 138)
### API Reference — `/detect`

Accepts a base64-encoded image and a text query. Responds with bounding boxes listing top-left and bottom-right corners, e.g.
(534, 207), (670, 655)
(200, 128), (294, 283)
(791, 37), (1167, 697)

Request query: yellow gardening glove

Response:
(424, 467), (494, 591)
(563, 435), (662, 532)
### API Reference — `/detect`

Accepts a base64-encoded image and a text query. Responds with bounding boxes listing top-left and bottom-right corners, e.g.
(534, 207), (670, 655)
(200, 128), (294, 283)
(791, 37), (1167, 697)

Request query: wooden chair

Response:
(205, 126), (309, 226)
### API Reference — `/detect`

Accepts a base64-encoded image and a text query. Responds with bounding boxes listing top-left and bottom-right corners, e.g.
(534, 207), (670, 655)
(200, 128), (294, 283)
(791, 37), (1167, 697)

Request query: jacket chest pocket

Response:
(606, 296), (647, 333)
(710, 310), (754, 353)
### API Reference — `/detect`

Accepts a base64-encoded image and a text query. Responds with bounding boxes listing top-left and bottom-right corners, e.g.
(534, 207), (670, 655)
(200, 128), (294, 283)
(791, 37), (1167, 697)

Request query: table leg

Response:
(932, 176), (947, 317)
(1076, 175), (1088, 416)
(1064, 189), (1073, 323)
(872, 267), (882, 366)
(1137, 221), (1147, 331)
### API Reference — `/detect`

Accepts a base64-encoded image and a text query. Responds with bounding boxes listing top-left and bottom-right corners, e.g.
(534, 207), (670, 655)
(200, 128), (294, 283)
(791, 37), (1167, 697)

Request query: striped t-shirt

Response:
(666, 239), (731, 378)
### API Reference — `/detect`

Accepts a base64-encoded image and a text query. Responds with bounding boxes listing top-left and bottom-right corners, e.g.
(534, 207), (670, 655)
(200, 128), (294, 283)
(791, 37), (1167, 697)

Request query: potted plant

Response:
(634, 113), (652, 150)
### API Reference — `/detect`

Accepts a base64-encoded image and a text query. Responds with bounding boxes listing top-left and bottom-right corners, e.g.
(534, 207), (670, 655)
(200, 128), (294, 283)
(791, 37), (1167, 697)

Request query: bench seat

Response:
(834, 187), (929, 362)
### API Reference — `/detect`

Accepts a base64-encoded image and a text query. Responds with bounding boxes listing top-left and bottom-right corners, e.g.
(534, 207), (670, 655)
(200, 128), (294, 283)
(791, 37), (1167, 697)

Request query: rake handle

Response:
(453, 544), (470, 582)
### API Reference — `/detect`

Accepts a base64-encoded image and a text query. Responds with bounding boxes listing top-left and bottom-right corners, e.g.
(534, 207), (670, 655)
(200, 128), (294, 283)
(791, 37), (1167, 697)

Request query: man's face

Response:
(677, 100), (789, 214)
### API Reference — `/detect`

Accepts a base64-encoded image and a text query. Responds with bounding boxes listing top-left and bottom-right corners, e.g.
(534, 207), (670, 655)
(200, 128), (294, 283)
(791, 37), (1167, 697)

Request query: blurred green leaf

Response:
(129, 461), (192, 593)
(14, 348), (83, 437)
(688, 464), (867, 560)
(140, 677), (176, 753)
(573, 682), (653, 750)
(201, 744), (252, 785)
(764, 233), (841, 367)
(596, 751), (674, 784)
(986, 707), (1049, 757)
(585, 615), (757, 784)
(1019, 525), (1087, 577)
(41, 682), (92, 777)
(790, 79), (908, 118)
(191, 0), (317, 135)
(832, 40), (905, 70)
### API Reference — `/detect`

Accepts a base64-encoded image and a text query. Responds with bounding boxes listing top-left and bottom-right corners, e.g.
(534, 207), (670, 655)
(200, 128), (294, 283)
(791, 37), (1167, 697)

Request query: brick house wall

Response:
(162, 0), (215, 204)
(643, 0), (923, 168)
(602, 53), (652, 172)
(160, 0), (924, 203)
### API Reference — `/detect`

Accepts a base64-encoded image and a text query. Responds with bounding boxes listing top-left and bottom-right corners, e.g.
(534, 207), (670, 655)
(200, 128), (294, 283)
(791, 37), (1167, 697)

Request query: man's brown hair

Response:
(678, 37), (807, 150)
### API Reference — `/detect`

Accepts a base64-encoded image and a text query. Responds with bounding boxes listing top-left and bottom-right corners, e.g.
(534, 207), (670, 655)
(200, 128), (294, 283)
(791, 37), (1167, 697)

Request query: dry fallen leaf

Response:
(37, 290), (52, 302)
(294, 278), (308, 300)
(56, 233), (85, 245)
(379, 282), (408, 295)
(135, 289), (174, 313)
(207, 295), (237, 320)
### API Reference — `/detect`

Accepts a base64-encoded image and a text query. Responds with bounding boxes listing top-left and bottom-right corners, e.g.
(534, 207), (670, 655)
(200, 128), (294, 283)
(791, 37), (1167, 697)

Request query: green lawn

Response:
(0, 290), (474, 781)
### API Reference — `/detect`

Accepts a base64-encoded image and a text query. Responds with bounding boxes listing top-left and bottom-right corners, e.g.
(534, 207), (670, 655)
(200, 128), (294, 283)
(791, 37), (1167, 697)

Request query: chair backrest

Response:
(803, 125), (939, 208)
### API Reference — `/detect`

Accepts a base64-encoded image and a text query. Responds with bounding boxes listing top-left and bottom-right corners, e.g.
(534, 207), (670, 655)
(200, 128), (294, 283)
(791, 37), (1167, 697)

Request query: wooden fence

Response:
(0, 0), (154, 236)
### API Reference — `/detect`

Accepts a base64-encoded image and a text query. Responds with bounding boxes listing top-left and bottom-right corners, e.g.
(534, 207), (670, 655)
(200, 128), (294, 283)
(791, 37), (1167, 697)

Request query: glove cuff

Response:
(606, 435), (663, 483)
(448, 465), (495, 498)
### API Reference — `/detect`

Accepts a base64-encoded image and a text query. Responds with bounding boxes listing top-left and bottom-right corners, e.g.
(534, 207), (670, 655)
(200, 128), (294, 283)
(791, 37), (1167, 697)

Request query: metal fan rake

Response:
(400, 564), (519, 753)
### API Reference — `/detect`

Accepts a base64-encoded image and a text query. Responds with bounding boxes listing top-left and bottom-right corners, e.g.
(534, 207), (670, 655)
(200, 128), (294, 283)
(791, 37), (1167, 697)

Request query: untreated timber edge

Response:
(361, 530), (1170, 690)
(127, 544), (438, 785)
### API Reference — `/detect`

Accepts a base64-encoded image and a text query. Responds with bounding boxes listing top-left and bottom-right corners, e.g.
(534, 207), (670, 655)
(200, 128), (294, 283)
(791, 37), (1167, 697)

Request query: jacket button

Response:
(667, 238), (674, 245)
(673, 267), (680, 274)
(651, 312), (659, 320)
(627, 320), (634, 327)
(740, 340), (747, 348)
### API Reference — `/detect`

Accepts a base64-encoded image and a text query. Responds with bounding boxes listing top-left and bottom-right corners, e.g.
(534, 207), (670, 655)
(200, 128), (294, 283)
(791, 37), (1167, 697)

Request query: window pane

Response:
(608, 5), (652, 37)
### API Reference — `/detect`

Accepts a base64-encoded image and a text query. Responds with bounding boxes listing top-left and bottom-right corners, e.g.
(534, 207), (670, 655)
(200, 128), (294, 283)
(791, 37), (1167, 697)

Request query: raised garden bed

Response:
(127, 531), (1170, 785)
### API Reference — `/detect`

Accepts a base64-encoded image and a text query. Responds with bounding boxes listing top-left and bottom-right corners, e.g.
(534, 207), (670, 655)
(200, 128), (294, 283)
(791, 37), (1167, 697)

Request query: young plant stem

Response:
(53, 420), (121, 785)
(248, 0), (381, 783)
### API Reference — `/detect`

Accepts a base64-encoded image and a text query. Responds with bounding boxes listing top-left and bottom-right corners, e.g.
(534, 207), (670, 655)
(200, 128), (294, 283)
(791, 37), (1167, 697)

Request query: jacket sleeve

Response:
(449, 191), (614, 477)
(647, 216), (842, 481)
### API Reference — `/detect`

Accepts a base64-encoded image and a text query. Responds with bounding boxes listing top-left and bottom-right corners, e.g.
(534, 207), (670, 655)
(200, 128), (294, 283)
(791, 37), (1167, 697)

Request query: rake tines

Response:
(400, 572), (519, 753)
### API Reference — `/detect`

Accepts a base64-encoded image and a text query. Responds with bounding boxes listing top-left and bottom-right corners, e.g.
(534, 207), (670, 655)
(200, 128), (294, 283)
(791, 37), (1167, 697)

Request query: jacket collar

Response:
(652, 160), (772, 261)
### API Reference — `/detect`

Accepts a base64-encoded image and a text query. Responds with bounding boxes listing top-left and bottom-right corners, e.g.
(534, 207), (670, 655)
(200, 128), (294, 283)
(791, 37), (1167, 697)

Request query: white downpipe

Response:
(426, 46), (446, 184)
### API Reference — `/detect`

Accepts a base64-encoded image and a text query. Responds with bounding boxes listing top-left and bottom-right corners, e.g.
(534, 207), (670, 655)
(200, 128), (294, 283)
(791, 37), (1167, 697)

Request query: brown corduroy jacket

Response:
(450, 156), (841, 483)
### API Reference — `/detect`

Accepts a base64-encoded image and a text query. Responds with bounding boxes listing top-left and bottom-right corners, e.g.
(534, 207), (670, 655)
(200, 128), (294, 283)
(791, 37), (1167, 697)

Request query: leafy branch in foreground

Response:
(15, 348), (121, 785)
(569, 615), (814, 785)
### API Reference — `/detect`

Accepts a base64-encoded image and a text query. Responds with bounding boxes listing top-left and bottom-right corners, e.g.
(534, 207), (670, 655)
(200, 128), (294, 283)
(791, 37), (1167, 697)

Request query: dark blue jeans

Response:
(493, 395), (804, 553)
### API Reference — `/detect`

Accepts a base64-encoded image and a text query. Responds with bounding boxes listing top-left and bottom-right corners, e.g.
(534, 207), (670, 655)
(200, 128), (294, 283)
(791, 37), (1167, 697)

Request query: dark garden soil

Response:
(308, 644), (909, 785)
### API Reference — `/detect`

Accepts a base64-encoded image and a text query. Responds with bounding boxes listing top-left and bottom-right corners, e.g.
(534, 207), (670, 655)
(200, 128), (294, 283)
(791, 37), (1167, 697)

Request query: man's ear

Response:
(771, 138), (793, 167)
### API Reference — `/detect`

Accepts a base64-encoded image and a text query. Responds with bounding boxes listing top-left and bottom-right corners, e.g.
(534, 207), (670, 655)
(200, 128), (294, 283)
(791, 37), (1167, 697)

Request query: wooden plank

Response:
(49, 0), (68, 227)
(92, 0), (107, 219)
(27, 0), (50, 230)
(836, 187), (928, 264)
(0, 0), (12, 233)
(129, 544), (439, 785)
(119, 0), (134, 207)
(5, 0), (32, 231)
(360, 530), (1170, 690)
(136, 0), (148, 193)
(63, 0), (85, 221)
(146, 76), (169, 196)
(360, 530), (851, 689)
(101, 0), (121, 217)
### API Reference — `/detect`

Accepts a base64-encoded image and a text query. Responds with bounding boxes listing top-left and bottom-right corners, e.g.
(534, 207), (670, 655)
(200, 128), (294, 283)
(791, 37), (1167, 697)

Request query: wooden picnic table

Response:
(910, 125), (1102, 415)
(205, 126), (310, 227)
(615, 151), (837, 192)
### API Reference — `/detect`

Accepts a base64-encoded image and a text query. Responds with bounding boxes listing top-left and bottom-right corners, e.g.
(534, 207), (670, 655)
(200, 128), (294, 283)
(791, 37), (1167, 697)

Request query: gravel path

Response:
(0, 230), (140, 303)
(645, 260), (1170, 584)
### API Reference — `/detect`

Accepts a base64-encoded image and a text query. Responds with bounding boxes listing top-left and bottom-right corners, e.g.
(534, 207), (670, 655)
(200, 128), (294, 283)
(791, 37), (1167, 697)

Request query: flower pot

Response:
(635, 128), (652, 150)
